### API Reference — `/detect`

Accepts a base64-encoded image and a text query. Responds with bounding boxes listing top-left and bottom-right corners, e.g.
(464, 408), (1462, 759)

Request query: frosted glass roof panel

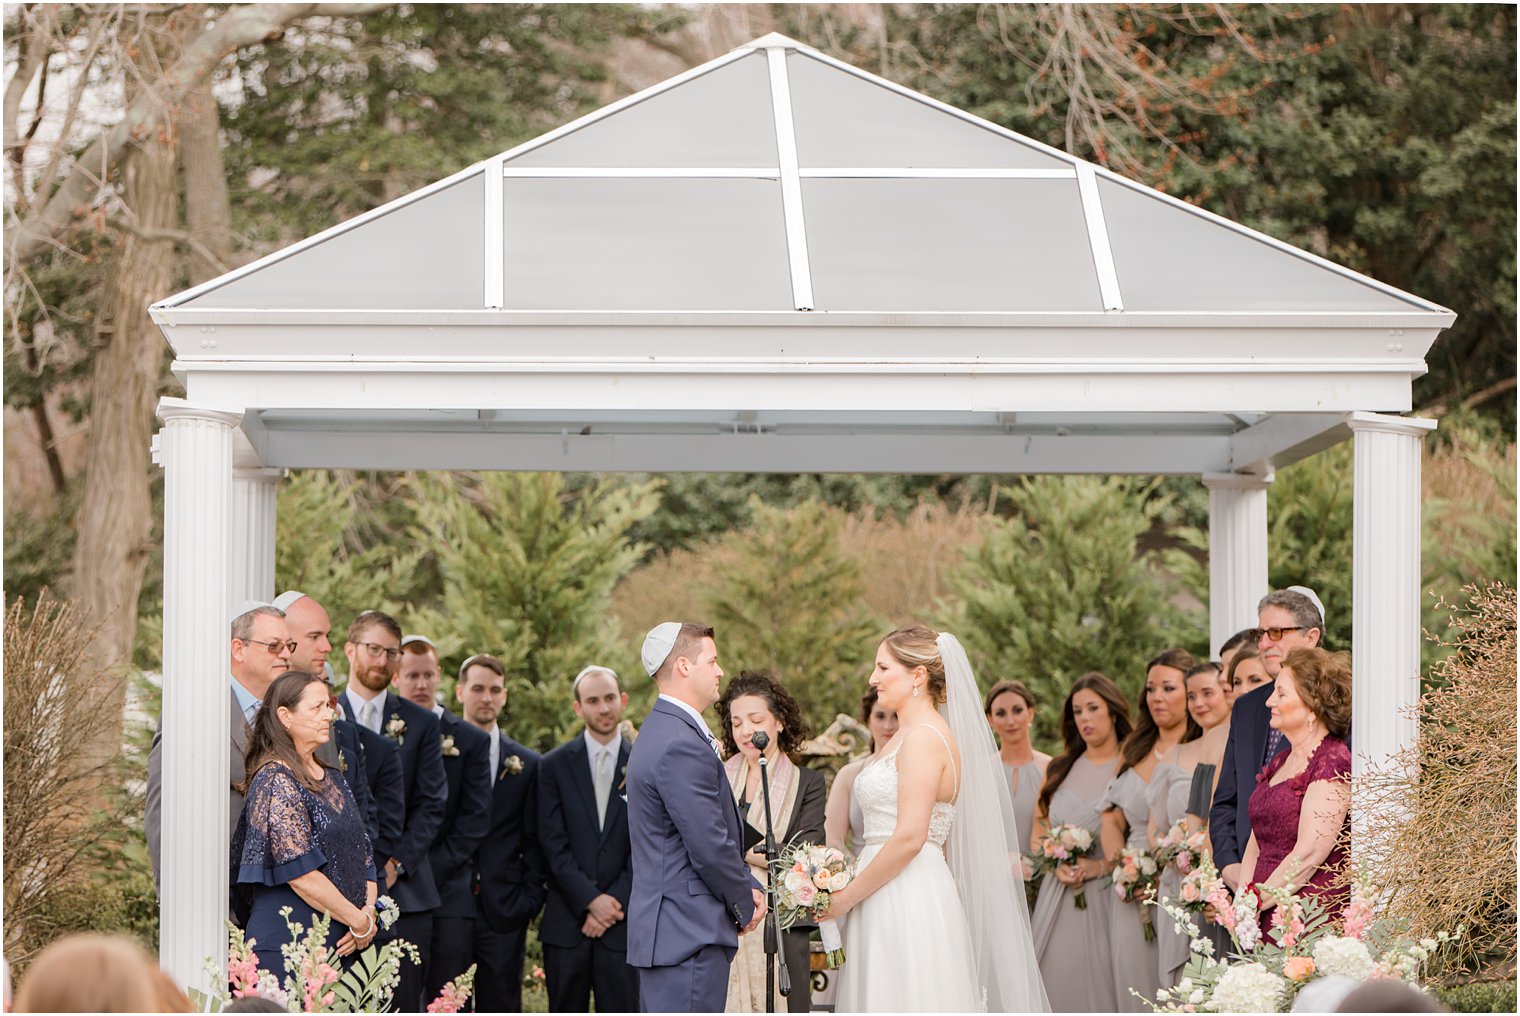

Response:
(502, 178), (793, 310)
(505, 53), (778, 168)
(803, 178), (1102, 311)
(787, 53), (1069, 170)
(185, 176), (485, 309)
(1099, 179), (1417, 312)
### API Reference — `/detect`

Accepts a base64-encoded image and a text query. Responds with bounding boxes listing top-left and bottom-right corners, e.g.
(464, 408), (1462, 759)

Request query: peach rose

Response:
(1283, 956), (1316, 982)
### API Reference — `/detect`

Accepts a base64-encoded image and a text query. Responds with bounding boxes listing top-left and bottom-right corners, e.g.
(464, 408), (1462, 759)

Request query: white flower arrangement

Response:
(1310, 935), (1375, 980)
(1210, 962), (1287, 1013)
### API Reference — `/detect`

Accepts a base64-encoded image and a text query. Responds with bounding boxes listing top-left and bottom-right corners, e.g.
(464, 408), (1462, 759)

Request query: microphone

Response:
(751, 731), (770, 751)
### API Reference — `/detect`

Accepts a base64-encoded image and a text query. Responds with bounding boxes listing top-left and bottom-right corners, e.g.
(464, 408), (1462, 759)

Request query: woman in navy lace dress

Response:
(232, 671), (378, 976)
(1239, 647), (1353, 932)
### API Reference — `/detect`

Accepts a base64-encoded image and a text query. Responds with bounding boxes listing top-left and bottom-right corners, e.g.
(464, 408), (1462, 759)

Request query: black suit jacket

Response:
(331, 718), (378, 848)
(476, 731), (547, 934)
(340, 691), (448, 913)
(335, 719), (405, 861)
(537, 735), (635, 949)
(1209, 680), (1274, 869)
(430, 709), (493, 918)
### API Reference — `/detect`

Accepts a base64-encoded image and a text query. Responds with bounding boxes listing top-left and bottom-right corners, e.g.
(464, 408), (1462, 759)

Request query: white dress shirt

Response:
(345, 686), (385, 734)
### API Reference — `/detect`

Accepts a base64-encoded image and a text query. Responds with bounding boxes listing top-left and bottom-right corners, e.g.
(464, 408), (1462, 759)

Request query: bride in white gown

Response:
(825, 626), (1049, 1013)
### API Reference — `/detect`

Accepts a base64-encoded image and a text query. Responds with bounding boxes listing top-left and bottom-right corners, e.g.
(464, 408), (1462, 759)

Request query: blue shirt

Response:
(230, 675), (260, 725)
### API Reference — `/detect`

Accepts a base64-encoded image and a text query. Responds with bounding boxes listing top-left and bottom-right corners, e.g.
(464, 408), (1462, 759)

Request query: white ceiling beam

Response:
(1076, 163), (1124, 311)
(1227, 413), (1351, 472)
(765, 44), (814, 311)
(257, 428), (1235, 475)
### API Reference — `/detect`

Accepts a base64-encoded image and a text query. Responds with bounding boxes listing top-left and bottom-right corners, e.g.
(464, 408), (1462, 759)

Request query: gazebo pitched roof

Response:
(162, 33), (1443, 318)
(149, 33), (1454, 478)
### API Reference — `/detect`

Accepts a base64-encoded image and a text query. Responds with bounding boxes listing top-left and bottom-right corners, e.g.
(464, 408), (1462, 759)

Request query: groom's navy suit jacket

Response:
(625, 698), (757, 968)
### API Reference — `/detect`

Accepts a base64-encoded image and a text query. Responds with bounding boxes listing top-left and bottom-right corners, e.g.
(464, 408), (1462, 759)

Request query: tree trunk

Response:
(69, 40), (184, 775)
(179, 77), (234, 284)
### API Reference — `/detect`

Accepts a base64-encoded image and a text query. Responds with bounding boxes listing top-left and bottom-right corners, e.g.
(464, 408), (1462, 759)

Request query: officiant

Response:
(716, 672), (827, 1013)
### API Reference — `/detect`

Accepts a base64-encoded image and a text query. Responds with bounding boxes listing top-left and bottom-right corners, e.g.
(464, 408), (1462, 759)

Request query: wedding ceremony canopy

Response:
(148, 33), (1453, 987)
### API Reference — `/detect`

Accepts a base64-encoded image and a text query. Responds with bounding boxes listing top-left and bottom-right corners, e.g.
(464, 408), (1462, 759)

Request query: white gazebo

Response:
(148, 34), (1451, 987)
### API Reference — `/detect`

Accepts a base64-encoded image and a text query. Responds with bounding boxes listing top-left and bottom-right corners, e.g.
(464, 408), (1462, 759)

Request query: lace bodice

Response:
(854, 726), (957, 848)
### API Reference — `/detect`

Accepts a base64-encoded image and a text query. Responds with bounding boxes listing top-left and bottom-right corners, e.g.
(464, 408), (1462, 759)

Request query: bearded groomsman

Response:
(537, 665), (640, 1013)
(394, 635), (492, 1001)
(339, 610), (447, 1012)
(455, 653), (546, 1012)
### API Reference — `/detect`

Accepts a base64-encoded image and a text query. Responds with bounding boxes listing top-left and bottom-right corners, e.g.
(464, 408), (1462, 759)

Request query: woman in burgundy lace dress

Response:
(1239, 647), (1353, 930)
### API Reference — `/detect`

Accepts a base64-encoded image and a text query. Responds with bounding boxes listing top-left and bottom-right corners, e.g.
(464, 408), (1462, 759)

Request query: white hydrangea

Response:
(1312, 936), (1375, 980)
(1210, 962), (1287, 1013)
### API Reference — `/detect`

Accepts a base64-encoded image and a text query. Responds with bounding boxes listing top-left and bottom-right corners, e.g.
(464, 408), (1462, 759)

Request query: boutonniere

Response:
(441, 735), (459, 757)
(502, 754), (524, 777)
(385, 715), (407, 746)
(337, 750), (349, 774)
(618, 764), (628, 801)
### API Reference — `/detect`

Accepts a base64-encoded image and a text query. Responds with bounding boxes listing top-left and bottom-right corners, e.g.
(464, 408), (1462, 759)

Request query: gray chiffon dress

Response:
(1003, 758), (1044, 851)
(1100, 767), (1164, 1013)
(1032, 754), (1119, 1013)
(1149, 761), (1195, 987)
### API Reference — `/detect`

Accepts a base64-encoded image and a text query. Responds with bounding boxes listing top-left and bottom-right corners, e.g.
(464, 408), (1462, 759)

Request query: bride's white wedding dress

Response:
(835, 726), (984, 1012)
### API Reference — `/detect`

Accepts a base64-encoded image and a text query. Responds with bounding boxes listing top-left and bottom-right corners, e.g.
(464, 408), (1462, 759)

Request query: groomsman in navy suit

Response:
(538, 665), (640, 1013)
(339, 610), (448, 1012)
(1210, 586), (1324, 891)
(455, 653), (546, 1012)
(626, 622), (763, 1013)
(393, 635), (493, 1001)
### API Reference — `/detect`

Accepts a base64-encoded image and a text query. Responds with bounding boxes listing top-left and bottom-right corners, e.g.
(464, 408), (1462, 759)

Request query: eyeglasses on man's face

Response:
(354, 640), (402, 662)
(1257, 626), (1305, 643)
(244, 637), (297, 655)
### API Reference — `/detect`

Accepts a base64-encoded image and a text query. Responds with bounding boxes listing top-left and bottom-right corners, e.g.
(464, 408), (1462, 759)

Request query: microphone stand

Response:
(753, 732), (790, 1013)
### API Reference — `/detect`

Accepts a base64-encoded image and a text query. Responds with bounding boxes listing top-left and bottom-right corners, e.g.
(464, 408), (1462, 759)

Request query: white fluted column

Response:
(1349, 414), (1435, 798)
(231, 466), (283, 606)
(157, 397), (242, 993)
(1203, 471), (1273, 659)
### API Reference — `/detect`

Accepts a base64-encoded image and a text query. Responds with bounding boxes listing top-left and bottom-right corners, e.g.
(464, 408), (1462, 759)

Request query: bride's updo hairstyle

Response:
(880, 625), (948, 704)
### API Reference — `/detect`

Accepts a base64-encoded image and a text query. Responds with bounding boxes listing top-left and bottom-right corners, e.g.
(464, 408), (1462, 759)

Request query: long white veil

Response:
(938, 632), (1051, 1013)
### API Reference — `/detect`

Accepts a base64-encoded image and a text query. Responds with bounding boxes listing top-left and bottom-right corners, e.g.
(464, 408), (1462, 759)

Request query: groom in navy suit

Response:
(626, 622), (764, 1013)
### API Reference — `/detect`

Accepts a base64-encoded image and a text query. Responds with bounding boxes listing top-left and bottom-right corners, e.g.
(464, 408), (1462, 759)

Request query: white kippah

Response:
(401, 634), (437, 651)
(641, 621), (683, 677)
(272, 590), (307, 611)
(572, 665), (618, 695)
(1285, 585), (1326, 625)
(233, 599), (273, 623)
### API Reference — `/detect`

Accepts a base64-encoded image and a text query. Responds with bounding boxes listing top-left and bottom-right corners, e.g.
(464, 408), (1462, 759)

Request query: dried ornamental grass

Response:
(2, 591), (126, 963)
(1354, 583), (1517, 969)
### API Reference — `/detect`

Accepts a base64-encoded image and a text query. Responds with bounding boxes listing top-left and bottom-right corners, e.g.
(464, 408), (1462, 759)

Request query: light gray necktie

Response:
(363, 697), (381, 734)
(489, 735), (500, 781)
(594, 748), (613, 829)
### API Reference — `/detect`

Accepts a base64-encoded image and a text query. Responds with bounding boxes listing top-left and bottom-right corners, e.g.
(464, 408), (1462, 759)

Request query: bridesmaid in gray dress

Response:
(984, 679), (1052, 852)
(1102, 648), (1200, 1013)
(1031, 672), (1132, 1013)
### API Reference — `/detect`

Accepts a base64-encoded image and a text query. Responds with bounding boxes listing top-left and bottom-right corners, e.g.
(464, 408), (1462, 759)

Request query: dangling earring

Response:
(912, 684), (921, 698)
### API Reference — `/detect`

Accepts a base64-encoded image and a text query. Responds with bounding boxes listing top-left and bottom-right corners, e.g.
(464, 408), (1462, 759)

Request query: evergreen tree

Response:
(948, 477), (1192, 744)
(705, 498), (879, 731)
(404, 472), (660, 751)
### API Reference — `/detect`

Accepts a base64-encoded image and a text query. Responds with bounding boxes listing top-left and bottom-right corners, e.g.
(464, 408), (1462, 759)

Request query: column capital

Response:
(1346, 411), (1437, 438)
(157, 396), (243, 428)
(1202, 470), (1275, 491)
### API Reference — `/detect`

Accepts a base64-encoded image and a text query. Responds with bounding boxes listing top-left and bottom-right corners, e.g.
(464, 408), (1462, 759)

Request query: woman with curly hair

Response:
(716, 671), (826, 1013)
(1239, 647), (1353, 932)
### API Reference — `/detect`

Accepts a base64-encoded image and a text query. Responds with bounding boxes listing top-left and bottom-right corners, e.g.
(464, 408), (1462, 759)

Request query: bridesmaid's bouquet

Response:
(1111, 846), (1161, 941)
(1031, 823), (1099, 909)
(772, 841), (854, 967)
(1154, 818), (1210, 875)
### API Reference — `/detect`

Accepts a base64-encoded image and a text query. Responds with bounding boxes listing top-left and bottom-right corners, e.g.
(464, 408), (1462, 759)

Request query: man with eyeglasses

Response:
(1209, 586), (1325, 893)
(338, 609), (447, 1012)
(144, 601), (293, 887)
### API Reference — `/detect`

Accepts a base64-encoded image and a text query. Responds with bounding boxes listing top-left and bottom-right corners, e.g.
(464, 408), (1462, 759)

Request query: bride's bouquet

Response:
(1031, 823), (1100, 909)
(772, 842), (854, 967)
(1111, 846), (1161, 942)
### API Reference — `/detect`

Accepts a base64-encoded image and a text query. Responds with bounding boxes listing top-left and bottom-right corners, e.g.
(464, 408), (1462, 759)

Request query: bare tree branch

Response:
(105, 214), (230, 276)
(7, 1), (393, 265)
